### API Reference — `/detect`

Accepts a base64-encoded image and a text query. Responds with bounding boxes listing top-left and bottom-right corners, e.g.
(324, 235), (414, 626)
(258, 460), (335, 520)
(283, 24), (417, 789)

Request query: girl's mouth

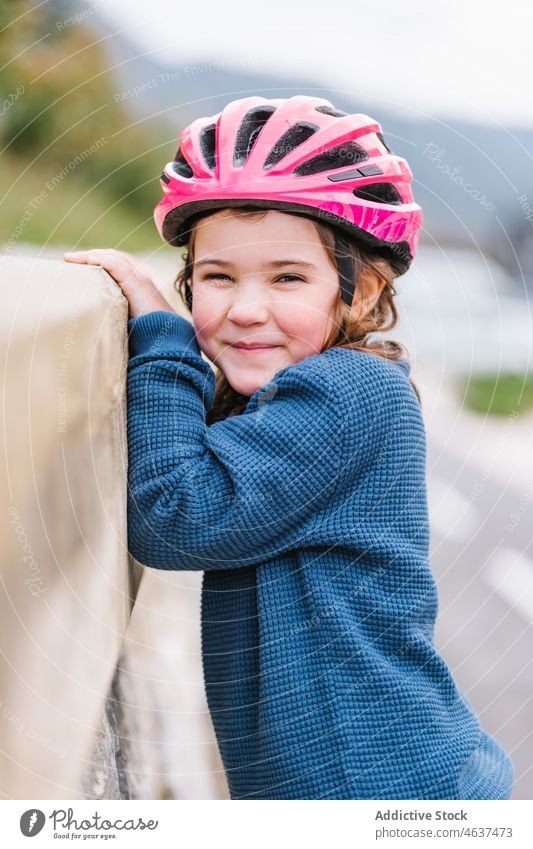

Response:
(231, 344), (279, 355)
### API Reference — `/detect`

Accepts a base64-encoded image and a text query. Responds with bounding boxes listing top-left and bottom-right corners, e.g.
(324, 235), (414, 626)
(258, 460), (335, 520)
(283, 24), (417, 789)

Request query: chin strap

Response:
(334, 234), (356, 307)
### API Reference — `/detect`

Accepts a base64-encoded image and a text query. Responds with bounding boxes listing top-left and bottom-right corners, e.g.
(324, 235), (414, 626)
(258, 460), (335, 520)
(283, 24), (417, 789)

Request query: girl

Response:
(64, 95), (514, 801)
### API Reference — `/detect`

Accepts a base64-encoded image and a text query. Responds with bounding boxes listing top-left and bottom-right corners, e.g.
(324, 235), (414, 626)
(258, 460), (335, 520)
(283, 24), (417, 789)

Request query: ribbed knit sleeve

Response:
(126, 310), (394, 571)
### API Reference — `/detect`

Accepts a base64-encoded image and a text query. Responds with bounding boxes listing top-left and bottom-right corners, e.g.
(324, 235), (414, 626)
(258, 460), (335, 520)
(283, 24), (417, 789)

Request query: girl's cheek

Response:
(191, 293), (213, 331)
(191, 300), (221, 355)
(280, 310), (323, 343)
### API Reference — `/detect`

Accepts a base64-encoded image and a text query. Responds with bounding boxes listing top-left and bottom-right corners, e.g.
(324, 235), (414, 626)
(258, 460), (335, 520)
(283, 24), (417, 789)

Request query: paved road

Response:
(426, 436), (533, 800)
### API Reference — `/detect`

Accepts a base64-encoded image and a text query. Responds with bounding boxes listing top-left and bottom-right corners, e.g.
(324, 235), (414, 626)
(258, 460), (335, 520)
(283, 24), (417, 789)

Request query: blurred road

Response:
(425, 431), (533, 801)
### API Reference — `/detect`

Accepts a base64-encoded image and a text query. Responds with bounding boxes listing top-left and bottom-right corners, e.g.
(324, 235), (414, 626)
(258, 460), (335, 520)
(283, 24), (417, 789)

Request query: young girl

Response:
(64, 95), (514, 801)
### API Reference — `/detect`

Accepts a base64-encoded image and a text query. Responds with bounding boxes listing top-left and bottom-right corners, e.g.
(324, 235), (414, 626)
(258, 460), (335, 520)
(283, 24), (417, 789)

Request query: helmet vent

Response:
(294, 141), (368, 176)
(315, 104), (348, 118)
(199, 123), (217, 170)
(352, 182), (403, 205)
(234, 107), (277, 167)
(173, 148), (194, 178)
(376, 131), (393, 154)
(263, 122), (320, 169)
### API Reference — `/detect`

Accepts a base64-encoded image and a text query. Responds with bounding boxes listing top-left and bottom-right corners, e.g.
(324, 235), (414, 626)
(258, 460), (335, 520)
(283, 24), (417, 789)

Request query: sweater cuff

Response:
(127, 311), (201, 359)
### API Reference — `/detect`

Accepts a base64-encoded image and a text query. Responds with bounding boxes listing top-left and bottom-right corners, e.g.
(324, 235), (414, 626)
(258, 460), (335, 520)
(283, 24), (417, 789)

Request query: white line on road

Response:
(484, 547), (533, 624)
(427, 475), (482, 544)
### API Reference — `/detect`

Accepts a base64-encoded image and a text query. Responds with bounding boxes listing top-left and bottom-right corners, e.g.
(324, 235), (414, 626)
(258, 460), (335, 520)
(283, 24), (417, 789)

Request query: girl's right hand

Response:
(63, 248), (175, 319)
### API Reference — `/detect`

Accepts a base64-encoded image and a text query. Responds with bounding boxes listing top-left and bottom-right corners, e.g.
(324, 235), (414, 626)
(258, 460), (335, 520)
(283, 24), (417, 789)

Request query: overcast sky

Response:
(98, 0), (532, 130)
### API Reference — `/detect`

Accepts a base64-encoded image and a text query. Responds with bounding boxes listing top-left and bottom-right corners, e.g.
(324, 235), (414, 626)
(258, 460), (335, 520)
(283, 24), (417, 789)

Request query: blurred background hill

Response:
(0, 0), (168, 250)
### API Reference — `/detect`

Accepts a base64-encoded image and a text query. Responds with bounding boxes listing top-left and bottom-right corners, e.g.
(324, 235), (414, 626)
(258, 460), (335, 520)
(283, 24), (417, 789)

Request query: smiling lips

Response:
(229, 342), (280, 353)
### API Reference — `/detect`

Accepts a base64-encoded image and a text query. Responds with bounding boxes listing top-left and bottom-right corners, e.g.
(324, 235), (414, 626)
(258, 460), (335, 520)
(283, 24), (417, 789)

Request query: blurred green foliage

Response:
(0, 0), (175, 250)
(460, 374), (533, 416)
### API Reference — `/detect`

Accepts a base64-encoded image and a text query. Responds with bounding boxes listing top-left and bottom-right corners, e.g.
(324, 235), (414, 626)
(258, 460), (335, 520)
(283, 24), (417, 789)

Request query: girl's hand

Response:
(63, 248), (176, 319)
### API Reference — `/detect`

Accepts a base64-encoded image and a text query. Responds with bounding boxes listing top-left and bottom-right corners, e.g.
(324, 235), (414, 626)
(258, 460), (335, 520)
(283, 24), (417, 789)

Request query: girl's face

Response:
(190, 209), (341, 396)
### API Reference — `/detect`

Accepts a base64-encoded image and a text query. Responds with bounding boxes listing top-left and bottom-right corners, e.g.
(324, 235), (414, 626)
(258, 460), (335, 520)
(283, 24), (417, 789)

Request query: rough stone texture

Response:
(82, 680), (125, 801)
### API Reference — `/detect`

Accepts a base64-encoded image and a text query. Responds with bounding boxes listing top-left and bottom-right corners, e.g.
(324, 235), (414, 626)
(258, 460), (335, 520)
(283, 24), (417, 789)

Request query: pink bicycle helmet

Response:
(154, 95), (422, 306)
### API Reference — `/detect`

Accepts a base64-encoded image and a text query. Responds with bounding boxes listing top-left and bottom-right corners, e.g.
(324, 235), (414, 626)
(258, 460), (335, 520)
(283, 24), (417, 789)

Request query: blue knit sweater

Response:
(126, 310), (514, 801)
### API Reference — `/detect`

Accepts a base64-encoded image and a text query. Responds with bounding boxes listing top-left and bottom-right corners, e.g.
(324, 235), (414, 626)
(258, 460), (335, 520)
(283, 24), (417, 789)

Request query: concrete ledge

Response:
(0, 256), (143, 798)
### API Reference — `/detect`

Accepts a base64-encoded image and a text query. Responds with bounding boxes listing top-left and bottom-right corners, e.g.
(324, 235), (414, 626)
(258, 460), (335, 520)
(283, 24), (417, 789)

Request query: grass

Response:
(0, 151), (162, 253)
(459, 373), (533, 416)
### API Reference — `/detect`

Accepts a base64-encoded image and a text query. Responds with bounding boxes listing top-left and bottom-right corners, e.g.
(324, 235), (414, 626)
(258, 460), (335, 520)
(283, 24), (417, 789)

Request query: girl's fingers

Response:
(63, 249), (153, 290)
(64, 248), (121, 266)
(62, 249), (172, 317)
(64, 248), (153, 275)
(63, 251), (88, 262)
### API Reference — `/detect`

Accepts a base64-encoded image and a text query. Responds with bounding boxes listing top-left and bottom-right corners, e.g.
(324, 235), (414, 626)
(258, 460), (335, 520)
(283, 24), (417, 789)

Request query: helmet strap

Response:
(334, 234), (356, 307)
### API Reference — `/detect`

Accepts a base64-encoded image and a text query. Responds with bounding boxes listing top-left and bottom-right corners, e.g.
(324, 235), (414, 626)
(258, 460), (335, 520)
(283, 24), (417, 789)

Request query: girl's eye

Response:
(203, 273), (234, 284)
(276, 274), (303, 283)
(201, 273), (304, 285)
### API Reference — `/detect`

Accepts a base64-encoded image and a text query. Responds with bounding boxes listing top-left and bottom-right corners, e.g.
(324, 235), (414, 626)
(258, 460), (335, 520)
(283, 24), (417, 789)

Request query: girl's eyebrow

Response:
(195, 258), (317, 269)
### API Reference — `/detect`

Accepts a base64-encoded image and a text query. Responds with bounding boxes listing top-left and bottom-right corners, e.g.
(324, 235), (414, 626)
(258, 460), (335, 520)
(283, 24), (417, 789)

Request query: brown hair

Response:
(173, 207), (421, 424)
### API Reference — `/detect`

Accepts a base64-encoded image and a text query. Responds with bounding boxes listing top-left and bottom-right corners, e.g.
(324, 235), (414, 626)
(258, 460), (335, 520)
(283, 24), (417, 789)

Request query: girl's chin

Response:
(213, 347), (294, 396)
(224, 364), (280, 397)
(228, 377), (268, 397)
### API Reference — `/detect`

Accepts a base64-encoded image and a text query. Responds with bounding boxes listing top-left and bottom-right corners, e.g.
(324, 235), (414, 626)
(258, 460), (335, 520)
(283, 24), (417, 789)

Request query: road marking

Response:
(427, 475), (481, 544)
(484, 547), (533, 623)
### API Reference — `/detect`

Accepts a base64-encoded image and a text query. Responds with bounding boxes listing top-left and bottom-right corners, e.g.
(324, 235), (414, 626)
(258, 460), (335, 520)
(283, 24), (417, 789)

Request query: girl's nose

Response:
(226, 285), (270, 324)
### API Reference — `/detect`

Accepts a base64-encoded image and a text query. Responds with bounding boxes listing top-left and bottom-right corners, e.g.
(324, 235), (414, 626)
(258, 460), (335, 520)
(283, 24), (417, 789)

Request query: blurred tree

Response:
(0, 0), (177, 249)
